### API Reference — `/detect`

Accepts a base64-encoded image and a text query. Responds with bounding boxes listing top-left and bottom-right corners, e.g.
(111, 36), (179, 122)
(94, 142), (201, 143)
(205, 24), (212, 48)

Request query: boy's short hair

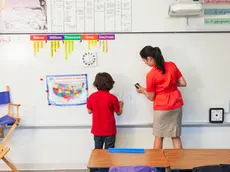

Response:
(93, 72), (115, 91)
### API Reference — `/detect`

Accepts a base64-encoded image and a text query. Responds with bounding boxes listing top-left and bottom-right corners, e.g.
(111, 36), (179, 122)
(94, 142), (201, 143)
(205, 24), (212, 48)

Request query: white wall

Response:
(0, 126), (230, 171)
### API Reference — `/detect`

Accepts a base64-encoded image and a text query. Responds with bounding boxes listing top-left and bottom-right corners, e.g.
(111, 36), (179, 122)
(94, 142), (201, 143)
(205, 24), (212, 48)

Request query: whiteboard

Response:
(0, 33), (230, 126)
(1, 0), (230, 33)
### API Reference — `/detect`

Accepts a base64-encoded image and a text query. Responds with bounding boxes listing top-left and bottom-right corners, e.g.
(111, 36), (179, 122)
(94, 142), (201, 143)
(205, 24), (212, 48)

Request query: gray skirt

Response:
(153, 107), (182, 137)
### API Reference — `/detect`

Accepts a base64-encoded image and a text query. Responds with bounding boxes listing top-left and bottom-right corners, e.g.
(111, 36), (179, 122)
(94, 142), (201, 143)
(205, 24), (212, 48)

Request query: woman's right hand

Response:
(136, 85), (146, 94)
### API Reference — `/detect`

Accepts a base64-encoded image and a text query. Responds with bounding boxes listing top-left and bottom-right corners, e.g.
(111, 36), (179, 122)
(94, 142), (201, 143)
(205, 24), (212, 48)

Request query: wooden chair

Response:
(0, 85), (20, 172)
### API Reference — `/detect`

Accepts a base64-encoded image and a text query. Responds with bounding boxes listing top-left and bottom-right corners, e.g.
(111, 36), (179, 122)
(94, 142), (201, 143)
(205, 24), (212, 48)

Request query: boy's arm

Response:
(113, 95), (124, 116)
(86, 97), (93, 114)
(87, 109), (92, 114)
(116, 101), (124, 116)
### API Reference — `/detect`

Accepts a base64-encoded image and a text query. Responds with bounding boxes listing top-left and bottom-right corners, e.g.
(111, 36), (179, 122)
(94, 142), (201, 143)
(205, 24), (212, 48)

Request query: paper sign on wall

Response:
(30, 34), (115, 59)
(46, 74), (88, 106)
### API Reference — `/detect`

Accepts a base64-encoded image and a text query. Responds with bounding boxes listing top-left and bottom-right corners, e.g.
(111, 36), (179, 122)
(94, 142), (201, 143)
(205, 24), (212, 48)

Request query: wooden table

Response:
(164, 149), (230, 170)
(87, 149), (169, 169)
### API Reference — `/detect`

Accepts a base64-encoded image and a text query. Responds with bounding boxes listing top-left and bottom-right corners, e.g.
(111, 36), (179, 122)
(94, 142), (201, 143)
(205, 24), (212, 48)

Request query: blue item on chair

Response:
(0, 90), (15, 126)
(0, 115), (15, 126)
(0, 91), (10, 105)
(109, 166), (157, 172)
(108, 148), (145, 154)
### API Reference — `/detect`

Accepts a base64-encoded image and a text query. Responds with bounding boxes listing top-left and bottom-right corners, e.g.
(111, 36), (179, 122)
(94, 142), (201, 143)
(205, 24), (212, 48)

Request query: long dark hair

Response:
(139, 46), (165, 74)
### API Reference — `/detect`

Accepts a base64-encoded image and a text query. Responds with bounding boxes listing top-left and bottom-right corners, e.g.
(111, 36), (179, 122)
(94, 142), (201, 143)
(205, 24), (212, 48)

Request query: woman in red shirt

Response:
(136, 46), (187, 149)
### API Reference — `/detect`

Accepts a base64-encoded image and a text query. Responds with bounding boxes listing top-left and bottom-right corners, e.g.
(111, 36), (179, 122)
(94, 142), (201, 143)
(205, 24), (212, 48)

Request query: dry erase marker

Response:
(135, 83), (140, 89)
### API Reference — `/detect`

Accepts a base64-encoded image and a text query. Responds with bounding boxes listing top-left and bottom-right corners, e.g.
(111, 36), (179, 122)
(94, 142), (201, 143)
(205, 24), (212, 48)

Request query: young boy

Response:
(87, 72), (124, 149)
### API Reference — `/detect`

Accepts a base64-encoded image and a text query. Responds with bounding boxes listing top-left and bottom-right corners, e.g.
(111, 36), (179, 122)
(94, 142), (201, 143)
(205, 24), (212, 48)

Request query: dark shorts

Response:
(94, 135), (116, 149)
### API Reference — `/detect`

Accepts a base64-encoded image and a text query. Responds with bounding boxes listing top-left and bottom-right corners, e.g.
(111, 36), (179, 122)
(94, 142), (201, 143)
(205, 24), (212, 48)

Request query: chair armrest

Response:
(8, 103), (21, 118)
(9, 103), (21, 107)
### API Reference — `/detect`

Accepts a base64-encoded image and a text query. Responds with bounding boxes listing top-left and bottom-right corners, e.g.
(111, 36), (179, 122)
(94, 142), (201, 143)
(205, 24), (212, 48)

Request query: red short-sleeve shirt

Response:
(87, 90), (120, 136)
(146, 61), (184, 110)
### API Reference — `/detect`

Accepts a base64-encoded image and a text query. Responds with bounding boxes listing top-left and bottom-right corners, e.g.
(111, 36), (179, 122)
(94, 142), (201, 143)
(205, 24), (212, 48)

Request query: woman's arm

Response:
(136, 86), (155, 101)
(136, 71), (155, 101)
(173, 62), (187, 87)
(177, 76), (187, 87)
(143, 89), (155, 101)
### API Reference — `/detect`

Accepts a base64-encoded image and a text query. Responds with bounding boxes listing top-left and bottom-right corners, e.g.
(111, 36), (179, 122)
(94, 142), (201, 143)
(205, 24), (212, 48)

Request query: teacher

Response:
(136, 46), (187, 149)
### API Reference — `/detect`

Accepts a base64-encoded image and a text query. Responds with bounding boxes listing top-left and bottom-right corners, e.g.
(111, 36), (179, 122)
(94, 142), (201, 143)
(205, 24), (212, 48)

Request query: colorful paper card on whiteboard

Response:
(46, 74), (88, 106)
(204, 18), (230, 24)
(204, 9), (230, 15)
(30, 34), (115, 59)
(204, 0), (230, 4)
